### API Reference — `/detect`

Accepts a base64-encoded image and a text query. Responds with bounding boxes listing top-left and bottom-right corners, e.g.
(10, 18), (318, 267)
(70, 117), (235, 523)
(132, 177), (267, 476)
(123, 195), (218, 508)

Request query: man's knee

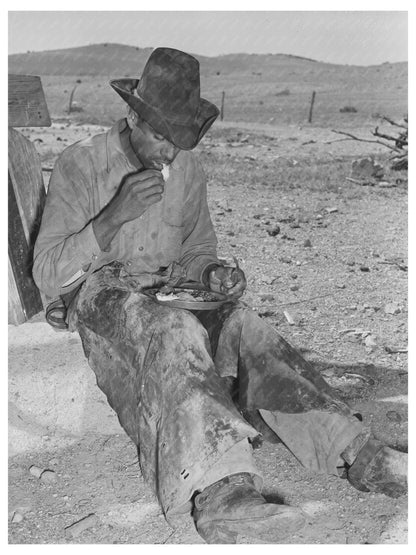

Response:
(163, 307), (207, 335)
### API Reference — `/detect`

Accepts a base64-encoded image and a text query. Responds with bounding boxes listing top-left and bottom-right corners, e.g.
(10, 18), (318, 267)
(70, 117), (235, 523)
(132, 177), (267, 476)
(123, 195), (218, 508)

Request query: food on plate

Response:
(154, 288), (224, 303)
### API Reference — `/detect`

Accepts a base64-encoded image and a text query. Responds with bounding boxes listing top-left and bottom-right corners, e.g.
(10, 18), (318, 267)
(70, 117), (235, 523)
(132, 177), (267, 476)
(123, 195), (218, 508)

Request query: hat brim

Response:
(110, 78), (219, 150)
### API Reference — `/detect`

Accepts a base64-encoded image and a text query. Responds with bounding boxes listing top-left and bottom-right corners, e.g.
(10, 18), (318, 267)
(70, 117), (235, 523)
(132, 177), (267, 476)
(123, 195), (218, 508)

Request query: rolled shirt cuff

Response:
(184, 256), (222, 284)
(60, 222), (103, 292)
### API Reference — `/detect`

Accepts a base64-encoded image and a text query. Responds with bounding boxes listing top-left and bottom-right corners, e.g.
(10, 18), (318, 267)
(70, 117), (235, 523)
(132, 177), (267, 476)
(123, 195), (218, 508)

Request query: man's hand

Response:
(93, 169), (164, 251)
(208, 265), (247, 299)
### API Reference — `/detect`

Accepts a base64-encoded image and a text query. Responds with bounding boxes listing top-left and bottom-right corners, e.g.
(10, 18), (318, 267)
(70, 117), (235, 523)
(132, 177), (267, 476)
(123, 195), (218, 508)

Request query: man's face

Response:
(129, 115), (180, 170)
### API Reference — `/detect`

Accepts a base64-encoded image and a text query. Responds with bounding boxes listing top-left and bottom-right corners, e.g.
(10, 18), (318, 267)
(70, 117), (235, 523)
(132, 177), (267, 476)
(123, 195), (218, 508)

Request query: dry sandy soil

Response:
(9, 119), (408, 544)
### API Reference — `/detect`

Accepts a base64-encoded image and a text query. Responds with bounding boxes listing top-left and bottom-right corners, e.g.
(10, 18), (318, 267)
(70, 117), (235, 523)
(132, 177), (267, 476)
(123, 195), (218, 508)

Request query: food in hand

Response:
(161, 164), (170, 181)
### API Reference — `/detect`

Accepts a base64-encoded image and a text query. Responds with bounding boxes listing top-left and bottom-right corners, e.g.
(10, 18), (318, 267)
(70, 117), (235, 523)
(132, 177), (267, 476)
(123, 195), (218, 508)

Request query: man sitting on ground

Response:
(33, 47), (407, 544)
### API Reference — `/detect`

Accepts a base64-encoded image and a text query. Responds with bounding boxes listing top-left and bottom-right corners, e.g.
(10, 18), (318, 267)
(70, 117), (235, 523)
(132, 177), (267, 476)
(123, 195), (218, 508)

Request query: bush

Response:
(340, 106), (358, 113)
(275, 88), (290, 96)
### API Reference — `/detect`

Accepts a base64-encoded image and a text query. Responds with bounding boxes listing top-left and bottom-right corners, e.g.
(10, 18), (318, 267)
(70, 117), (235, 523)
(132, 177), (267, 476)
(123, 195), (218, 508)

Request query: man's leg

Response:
(196, 303), (407, 495)
(74, 267), (306, 542)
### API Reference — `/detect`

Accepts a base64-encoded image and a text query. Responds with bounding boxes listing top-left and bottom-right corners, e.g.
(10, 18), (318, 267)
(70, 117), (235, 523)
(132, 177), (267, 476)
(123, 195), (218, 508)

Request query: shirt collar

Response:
(105, 118), (142, 172)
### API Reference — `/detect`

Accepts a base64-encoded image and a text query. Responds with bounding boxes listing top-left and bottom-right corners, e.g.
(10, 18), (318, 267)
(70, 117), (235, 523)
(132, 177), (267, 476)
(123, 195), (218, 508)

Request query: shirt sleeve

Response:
(179, 153), (221, 283)
(33, 146), (104, 299)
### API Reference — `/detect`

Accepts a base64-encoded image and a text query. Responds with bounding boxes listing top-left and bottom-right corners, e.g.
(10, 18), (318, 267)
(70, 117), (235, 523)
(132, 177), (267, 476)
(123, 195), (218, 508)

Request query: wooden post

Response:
(308, 90), (316, 123)
(220, 91), (225, 121)
(8, 74), (51, 324)
(8, 166), (44, 323)
(8, 75), (51, 127)
(68, 84), (79, 114)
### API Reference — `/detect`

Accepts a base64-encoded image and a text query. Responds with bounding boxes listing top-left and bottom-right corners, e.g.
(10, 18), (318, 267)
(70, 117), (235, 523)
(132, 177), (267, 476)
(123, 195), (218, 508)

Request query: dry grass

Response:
(9, 44), (407, 129)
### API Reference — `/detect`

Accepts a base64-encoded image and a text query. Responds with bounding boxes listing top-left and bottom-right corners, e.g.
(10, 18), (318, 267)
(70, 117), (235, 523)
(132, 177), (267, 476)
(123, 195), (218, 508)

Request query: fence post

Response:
(308, 90), (316, 123)
(220, 91), (225, 121)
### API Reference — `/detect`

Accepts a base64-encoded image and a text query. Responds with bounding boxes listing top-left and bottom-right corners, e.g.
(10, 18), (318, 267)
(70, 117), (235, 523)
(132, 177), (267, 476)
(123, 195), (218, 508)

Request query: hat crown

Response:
(137, 48), (201, 125)
(109, 47), (219, 149)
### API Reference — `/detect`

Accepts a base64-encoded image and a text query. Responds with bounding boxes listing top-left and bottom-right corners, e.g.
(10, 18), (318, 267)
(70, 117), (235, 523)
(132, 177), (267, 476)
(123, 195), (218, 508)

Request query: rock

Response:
(40, 470), (57, 484)
(364, 335), (377, 347)
(386, 410), (402, 423)
(259, 310), (275, 318)
(29, 465), (43, 479)
(260, 294), (275, 302)
(290, 285), (299, 291)
(384, 302), (401, 315)
(303, 239), (312, 248)
(352, 157), (384, 179)
(266, 225), (280, 237)
(279, 256), (292, 264)
(290, 274), (298, 279)
(11, 511), (24, 524)
(325, 207), (338, 214)
(360, 265), (370, 272)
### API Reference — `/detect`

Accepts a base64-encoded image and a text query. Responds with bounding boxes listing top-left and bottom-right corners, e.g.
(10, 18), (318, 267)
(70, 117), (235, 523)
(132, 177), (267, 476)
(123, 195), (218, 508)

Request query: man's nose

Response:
(162, 142), (179, 163)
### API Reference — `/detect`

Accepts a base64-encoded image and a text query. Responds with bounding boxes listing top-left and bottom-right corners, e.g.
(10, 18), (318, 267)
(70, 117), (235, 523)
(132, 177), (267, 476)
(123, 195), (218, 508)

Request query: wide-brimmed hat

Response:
(110, 47), (219, 150)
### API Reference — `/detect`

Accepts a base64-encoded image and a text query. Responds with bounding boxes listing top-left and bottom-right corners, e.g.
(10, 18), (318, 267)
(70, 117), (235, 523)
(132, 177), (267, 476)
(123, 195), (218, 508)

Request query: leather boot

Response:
(347, 438), (407, 498)
(193, 472), (306, 544)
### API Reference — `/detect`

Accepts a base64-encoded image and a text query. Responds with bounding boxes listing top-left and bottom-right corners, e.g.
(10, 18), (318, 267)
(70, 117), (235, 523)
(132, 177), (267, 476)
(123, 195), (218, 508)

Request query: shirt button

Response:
(126, 260), (132, 266)
(138, 246), (144, 251)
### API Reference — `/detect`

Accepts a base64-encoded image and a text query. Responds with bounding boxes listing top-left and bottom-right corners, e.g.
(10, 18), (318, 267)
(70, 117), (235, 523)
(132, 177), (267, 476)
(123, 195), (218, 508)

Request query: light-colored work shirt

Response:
(33, 119), (220, 299)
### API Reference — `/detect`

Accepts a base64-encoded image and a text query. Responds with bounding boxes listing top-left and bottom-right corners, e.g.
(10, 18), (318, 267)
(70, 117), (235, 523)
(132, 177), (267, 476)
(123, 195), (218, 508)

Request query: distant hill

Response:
(8, 42), (407, 77)
(8, 43), (155, 76)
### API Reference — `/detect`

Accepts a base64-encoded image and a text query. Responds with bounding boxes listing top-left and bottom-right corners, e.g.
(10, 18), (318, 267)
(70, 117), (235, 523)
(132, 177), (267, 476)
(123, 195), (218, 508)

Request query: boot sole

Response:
(198, 507), (306, 544)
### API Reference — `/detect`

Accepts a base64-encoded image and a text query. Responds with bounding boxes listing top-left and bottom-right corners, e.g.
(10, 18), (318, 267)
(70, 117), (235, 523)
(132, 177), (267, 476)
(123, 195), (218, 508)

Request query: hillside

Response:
(8, 42), (407, 78)
(8, 44), (154, 76)
(8, 43), (408, 128)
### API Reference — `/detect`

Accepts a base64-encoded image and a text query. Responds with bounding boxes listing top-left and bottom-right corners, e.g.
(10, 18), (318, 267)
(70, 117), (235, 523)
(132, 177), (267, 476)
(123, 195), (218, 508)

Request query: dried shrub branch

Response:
(327, 116), (408, 171)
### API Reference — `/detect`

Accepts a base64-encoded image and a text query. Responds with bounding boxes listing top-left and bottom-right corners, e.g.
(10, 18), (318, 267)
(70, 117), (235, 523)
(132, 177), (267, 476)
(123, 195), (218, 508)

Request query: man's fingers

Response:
(132, 179), (164, 194)
(144, 192), (164, 205)
(126, 171), (164, 190)
(132, 168), (163, 180)
(140, 184), (164, 197)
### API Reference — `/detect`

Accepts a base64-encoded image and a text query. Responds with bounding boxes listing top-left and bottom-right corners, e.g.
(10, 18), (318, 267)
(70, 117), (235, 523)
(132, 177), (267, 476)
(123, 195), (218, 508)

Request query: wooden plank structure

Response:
(8, 74), (51, 324)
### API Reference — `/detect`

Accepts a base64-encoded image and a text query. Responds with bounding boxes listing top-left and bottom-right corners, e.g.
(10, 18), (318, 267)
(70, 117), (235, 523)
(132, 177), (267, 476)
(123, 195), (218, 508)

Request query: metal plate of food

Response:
(142, 284), (231, 310)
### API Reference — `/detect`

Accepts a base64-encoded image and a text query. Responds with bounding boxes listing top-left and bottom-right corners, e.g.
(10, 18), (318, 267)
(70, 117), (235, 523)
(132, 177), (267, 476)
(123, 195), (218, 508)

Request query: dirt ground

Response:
(8, 120), (408, 544)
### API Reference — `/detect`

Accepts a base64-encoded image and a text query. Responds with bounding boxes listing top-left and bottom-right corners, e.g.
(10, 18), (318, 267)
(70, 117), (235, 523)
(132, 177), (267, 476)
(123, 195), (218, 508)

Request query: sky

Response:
(8, 9), (408, 66)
